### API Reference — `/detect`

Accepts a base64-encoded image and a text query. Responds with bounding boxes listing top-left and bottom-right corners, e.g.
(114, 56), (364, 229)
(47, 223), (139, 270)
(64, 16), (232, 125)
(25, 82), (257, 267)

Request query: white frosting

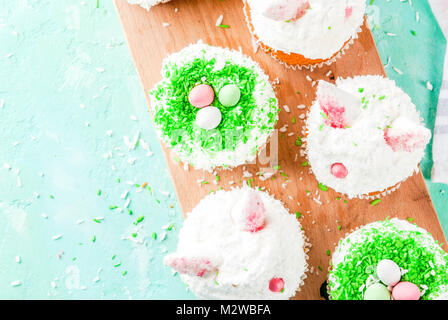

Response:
(150, 42), (278, 171)
(167, 187), (308, 300)
(126, 0), (171, 10)
(247, 0), (366, 60)
(329, 219), (448, 300)
(306, 76), (430, 198)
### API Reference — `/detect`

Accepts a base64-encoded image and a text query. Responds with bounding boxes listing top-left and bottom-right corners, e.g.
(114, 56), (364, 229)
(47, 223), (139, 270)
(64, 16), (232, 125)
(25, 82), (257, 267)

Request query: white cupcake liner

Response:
(243, 0), (364, 71)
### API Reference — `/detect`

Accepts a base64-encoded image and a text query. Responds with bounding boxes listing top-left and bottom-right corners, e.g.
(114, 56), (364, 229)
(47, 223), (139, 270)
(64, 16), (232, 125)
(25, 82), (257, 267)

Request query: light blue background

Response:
(0, 0), (446, 299)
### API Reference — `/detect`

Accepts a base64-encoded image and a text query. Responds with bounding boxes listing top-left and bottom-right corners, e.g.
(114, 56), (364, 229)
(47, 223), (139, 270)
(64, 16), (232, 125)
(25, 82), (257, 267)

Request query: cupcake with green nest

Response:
(327, 218), (448, 300)
(149, 42), (279, 171)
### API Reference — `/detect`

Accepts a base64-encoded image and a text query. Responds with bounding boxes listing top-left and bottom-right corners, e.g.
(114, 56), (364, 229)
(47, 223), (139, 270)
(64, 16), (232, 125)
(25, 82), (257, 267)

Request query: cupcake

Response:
(327, 218), (448, 300)
(163, 187), (308, 299)
(305, 76), (431, 199)
(149, 43), (279, 171)
(127, 0), (171, 10)
(244, 0), (366, 69)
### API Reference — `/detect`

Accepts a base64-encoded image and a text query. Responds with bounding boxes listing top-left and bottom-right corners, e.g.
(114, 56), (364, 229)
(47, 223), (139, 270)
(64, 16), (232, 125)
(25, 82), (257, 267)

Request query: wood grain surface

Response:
(114, 0), (447, 300)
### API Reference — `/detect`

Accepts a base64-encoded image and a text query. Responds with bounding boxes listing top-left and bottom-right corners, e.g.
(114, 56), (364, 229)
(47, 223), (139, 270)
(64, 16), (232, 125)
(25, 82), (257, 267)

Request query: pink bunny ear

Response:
(317, 81), (362, 129)
(164, 254), (217, 277)
(232, 189), (266, 233)
(384, 116), (431, 152)
(345, 6), (353, 19)
(263, 0), (310, 22)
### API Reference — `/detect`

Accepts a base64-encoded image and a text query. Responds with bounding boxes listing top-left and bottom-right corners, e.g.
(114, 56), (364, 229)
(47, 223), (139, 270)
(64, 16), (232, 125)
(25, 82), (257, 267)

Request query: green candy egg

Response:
(364, 283), (391, 300)
(218, 84), (241, 107)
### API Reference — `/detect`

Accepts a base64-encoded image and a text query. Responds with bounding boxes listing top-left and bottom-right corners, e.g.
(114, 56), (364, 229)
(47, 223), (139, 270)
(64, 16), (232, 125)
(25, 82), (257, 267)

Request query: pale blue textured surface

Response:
(0, 0), (446, 299)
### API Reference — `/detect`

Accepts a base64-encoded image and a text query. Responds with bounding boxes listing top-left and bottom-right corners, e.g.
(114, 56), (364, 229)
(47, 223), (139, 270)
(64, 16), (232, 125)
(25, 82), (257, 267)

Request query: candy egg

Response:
(269, 277), (285, 293)
(195, 106), (222, 130)
(188, 84), (215, 108)
(392, 282), (421, 300)
(364, 283), (391, 300)
(331, 163), (348, 179)
(376, 259), (401, 286)
(219, 84), (241, 107)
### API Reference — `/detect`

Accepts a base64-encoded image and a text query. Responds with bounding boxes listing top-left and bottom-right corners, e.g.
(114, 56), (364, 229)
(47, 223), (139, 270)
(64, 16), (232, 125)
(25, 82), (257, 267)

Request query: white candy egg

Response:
(376, 259), (401, 286)
(195, 106), (222, 130)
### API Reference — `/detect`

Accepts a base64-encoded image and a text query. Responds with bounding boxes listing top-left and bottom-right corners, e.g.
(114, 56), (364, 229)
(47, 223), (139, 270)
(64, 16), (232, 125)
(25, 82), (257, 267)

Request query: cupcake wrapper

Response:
(243, 0), (364, 71)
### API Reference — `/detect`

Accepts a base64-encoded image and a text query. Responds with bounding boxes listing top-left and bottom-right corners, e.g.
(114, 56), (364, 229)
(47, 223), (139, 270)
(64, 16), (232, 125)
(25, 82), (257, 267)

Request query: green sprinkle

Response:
(296, 212), (301, 219)
(97, 189), (102, 196)
(370, 199), (381, 206)
(218, 24), (230, 29)
(134, 216), (145, 225)
(152, 232), (157, 240)
(326, 249), (331, 256)
(318, 183), (328, 191)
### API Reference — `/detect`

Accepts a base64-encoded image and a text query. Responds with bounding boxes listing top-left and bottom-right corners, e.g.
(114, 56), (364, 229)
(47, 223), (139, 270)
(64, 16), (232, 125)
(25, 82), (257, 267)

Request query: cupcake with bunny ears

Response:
(244, 0), (366, 69)
(163, 187), (308, 300)
(305, 75), (431, 199)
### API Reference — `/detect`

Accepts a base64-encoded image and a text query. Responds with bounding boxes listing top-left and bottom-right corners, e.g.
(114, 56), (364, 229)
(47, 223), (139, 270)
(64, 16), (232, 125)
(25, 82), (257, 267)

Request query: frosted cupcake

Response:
(327, 218), (448, 300)
(244, 0), (366, 69)
(163, 187), (308, 300)
(305, 76), (431, 199)
(127, 0), (171, 10)
(149, 43), (279, 171)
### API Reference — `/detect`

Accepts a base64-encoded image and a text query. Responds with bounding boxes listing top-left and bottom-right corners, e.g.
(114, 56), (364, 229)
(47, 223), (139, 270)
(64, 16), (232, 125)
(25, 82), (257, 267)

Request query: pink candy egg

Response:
(269, 277), (285, 293)
(392, 282), (421, 300)
(188, 84), (215, 108)
(331, 163), (348, 179)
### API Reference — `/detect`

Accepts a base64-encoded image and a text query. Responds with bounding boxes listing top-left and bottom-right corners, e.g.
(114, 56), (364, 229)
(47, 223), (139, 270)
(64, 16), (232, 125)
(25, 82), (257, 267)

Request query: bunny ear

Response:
(232, 189), (266, 233)
(345, 6), (353, 19)
(317, 81), (362, 129)
(164, 254), (217, 277)
(263, 0), (310, 22)
(384, 116), (431, 152)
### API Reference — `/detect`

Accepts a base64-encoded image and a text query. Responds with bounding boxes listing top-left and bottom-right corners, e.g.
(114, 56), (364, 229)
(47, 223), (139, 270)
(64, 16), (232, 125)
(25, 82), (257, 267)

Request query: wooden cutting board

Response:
(114, 0), (447, 300)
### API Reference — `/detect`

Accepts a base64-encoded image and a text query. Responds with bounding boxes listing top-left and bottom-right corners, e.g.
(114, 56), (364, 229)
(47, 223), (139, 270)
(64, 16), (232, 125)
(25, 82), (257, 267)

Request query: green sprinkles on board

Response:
(328, 219), (448, 300)
(149, 46), (279, 163)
